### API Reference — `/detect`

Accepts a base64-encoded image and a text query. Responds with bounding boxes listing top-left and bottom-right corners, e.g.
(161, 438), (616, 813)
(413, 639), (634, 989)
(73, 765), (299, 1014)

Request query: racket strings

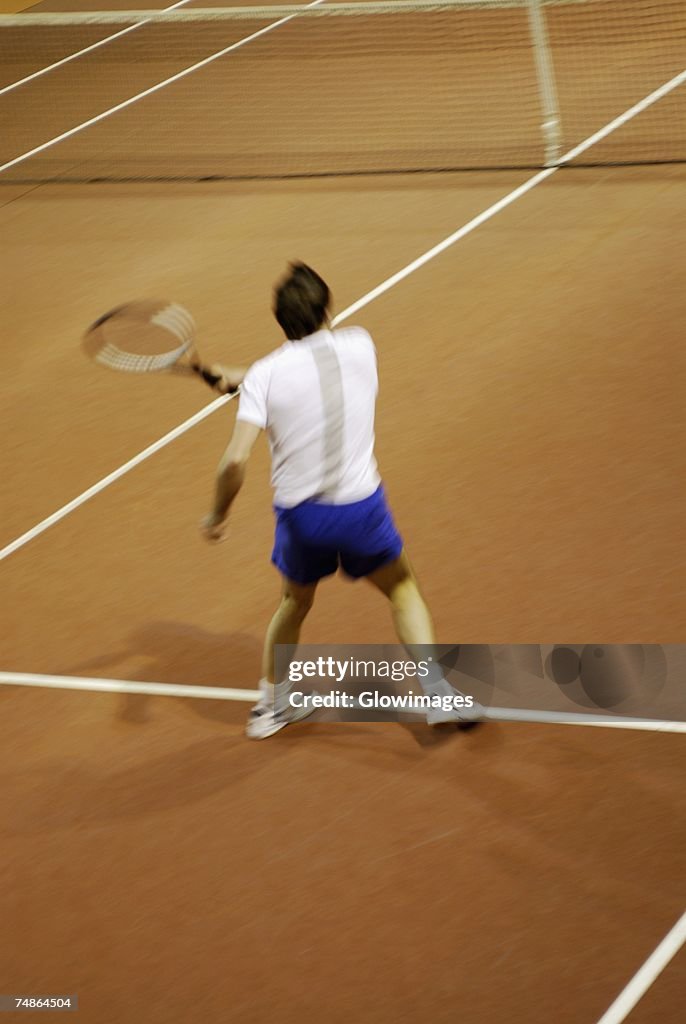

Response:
(95, 341), (188, 373)
(89, 301), (197, 373)
(150, 303), (196, 345)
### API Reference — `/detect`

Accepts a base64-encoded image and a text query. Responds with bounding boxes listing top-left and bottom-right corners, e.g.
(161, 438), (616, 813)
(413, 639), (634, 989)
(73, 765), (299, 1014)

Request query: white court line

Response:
(595, 910), (686, 1024)
(0, 391), (238, 562)
(485, 707), (686, 734)
(0, 0), (195, 99)
(1, 672), (684, 734)
(1, 69), (684, 563)
(0, 0), (328, 177)
(332, 165), (555, 323)
(333, 68), (686, 323)
(0, 671), (258, 702)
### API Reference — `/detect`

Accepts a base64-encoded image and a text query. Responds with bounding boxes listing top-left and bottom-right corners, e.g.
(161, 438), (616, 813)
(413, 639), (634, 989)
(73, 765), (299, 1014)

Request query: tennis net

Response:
(0, 1), (684, 184)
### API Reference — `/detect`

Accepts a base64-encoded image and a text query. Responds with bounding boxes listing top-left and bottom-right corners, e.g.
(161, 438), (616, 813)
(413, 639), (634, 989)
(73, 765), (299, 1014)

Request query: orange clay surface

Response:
(1, 8), (685, 1019)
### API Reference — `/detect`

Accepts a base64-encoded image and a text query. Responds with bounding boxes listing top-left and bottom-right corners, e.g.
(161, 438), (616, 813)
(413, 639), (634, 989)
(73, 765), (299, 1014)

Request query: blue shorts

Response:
(272, 485), (404, 585)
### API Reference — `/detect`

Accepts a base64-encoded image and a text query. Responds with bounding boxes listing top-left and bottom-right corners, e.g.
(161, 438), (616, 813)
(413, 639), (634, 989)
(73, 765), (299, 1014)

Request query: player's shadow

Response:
(60, 623), (504, 760)
(274, 713), (504, 768)
(399, 719), (501, 751)
(62, 620), (260, 728)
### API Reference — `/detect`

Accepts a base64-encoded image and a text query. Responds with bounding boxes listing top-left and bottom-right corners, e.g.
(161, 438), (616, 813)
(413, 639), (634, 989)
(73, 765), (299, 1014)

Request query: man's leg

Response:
(366, 550), (435, 646)
(367, 550), (482, 723)
(246, 575), (318, 740)
(262, 575), (318, 684)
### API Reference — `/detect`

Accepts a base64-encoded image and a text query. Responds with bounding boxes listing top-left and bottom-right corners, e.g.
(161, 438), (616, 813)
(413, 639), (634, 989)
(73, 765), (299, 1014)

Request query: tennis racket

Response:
(82, 299), (238, 394)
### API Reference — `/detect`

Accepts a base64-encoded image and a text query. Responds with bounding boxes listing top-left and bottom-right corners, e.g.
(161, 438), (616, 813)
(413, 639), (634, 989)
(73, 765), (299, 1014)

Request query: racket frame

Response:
(83, 300), (236, 393)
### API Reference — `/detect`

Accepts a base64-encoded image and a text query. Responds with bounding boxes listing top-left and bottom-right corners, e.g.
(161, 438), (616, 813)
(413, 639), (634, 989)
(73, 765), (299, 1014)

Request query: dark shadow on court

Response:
(61, 620), (260, 727)
(272, 717), (503, 774)
(59, 623), (505, 753)
(400, 718), (502, 751)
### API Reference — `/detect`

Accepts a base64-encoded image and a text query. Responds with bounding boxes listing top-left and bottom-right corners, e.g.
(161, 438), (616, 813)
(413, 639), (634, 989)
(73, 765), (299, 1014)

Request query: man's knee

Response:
(282, 583), (316, 619)
(367, 550), (415, 600)
(388, 575), (421, 610)
(286, 593), (314, 617)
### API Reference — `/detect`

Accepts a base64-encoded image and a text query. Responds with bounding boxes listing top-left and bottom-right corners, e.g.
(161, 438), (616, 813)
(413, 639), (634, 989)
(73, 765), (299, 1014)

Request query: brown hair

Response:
(273, 262), (331, 340)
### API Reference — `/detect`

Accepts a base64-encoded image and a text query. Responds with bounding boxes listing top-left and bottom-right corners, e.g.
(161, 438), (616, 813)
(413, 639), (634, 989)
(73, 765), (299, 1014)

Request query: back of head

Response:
(273, 262), (331, 340)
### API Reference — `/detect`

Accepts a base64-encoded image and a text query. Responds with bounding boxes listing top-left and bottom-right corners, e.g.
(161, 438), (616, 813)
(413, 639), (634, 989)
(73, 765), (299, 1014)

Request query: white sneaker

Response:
(426, 691), (485, 726)
(245, 695), (316, 740)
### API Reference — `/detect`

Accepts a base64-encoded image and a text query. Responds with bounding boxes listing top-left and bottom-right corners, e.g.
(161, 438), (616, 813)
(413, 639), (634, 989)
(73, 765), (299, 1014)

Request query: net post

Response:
(526, 0), (562, 167)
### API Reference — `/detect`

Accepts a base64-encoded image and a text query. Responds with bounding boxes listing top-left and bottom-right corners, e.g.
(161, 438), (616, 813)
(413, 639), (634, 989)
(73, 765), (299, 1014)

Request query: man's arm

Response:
(201, 419), (262, 541)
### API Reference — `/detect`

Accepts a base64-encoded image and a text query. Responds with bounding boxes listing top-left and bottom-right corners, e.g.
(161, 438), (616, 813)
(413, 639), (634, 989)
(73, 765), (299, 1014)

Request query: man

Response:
(201, 263), (478, 738)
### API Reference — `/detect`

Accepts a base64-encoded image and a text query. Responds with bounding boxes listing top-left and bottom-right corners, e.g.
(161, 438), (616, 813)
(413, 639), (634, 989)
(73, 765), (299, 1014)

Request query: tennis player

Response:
(201, 263), (478, 738)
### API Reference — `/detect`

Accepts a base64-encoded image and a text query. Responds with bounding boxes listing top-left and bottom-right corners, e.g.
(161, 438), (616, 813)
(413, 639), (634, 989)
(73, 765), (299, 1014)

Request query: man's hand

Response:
(207, 363), (246, 395)
(200, 511), (227, 543)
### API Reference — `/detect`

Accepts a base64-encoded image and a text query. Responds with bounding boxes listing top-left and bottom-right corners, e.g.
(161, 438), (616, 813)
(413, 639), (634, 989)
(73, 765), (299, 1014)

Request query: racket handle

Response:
(193, 363), (239, 395)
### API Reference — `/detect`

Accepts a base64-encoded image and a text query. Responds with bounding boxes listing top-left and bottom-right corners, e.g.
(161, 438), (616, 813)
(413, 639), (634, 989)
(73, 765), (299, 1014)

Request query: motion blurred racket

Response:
(82, 299), (238, 394)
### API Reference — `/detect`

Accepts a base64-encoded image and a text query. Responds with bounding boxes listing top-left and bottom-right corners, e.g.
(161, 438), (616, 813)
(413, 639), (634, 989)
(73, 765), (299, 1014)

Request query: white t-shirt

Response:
(237, 326), (381, 508)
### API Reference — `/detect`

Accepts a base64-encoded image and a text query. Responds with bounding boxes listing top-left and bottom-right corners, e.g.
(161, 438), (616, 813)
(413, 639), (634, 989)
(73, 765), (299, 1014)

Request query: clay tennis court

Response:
(1, 1), (685, 1021)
